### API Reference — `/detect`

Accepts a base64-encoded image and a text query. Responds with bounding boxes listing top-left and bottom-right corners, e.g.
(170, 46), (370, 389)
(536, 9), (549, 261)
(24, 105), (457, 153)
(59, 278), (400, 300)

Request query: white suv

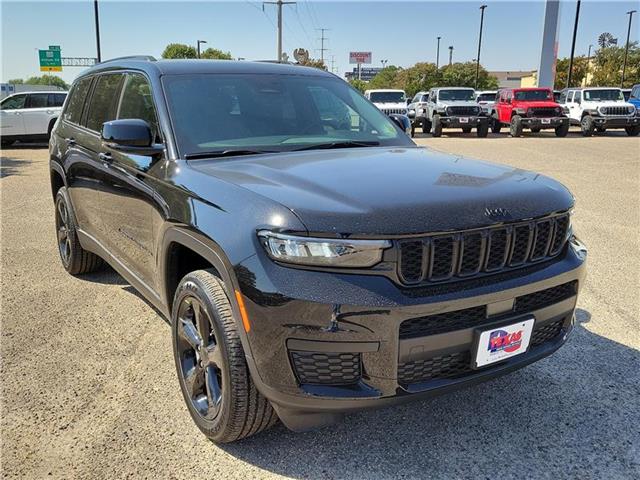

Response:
(558, 87), (639, 137)
(1, 91), (67, 147)
(364, 89), (408, 116)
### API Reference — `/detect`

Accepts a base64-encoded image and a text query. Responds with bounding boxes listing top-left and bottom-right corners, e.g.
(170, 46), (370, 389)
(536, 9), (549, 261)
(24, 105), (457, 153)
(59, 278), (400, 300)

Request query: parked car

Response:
(50, 57), (586, 443)
(622, 88), (631, 101)
(558, 87), (640, 136)
(425, 87), (489, 137)
(627, 84), (640, 111)
(475, 90), (497, 115)
(1, 90), (67, 147)
(364, 89), (408, 115)
(407, 91), (430, 136)
(492, 87), (569, 137)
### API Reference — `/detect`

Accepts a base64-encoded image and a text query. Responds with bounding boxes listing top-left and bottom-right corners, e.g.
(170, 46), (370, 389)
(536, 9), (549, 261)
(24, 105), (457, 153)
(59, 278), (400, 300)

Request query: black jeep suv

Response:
(50, 57), (587, 443)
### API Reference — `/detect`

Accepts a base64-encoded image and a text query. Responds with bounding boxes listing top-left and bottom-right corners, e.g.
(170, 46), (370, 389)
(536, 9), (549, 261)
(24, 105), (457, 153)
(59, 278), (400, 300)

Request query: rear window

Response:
(27, 94), (49, 108)
(85, 74), (124, 132)
(64, 78), (92, 124)
(48, 93), (67, 107)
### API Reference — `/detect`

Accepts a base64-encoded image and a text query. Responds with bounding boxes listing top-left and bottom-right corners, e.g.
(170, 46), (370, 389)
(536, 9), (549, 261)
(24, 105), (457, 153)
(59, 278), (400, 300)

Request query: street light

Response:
(197, 40), (207, 59)
(381, 59), (388, 68)
(448, 45), (454, 66)
(475, 5), (488, 90)
(436, 36), (441, 69)
(621, 10), (637, 88)
(567, 0), (581, 88)
(94, 0), (101, 63)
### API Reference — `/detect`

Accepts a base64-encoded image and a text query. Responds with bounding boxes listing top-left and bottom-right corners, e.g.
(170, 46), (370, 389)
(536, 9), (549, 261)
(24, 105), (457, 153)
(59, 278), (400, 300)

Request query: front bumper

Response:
(521, 116), (568, 128)
(440, 115), (487, 128)
(235, 237), (587, 431)
(592, 115), (640, 127)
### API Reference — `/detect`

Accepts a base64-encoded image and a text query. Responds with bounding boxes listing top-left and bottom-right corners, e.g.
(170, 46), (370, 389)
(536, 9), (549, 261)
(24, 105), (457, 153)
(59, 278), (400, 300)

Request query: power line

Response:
(316, 27), (330, 63)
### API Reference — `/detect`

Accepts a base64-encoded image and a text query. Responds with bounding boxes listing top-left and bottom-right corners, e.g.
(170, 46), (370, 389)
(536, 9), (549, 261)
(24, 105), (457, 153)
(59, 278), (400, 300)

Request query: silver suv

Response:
(426, 87), (489, 137)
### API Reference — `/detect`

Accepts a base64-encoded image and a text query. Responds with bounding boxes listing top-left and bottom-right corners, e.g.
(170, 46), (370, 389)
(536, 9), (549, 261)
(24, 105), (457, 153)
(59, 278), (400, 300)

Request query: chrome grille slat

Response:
(396, 213), (570, 286)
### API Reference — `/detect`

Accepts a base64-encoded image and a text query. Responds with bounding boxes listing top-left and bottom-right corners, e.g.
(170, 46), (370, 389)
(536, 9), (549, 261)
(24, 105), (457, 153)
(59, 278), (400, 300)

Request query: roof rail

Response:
(98, 55), (156, 65)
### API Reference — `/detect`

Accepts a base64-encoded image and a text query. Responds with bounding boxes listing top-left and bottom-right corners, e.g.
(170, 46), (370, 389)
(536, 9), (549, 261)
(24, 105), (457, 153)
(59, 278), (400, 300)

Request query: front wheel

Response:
(625, 125), (640, 136)
(432, 114), (442, 137)
(476, 121), (489, 138)
(172, 270), (277, 443)
(581, 115), (595, 137)
(555, 122), (569, 137)
(491, 117), (502, 133)
(422, 119), (432, 133)
(510, 115), (523, 137)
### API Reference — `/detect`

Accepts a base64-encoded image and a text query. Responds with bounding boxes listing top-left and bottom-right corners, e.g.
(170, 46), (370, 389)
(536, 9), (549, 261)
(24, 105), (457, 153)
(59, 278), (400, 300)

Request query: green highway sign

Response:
(39, 46), (62, 72)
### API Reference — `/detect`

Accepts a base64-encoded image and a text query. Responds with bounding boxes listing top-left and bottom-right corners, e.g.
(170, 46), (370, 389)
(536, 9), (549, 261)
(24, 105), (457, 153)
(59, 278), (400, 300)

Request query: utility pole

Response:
(475, 5), (487, 90)
(567, 0), (581, 88)
(317, 28), (330, 64)
(586, 44), (593, 86)
(330, 55), (336, 73)
(436, 36), (441, 69)
(621, 10), (636, 88)
(196, 40), (207, 59)
(264, 0), (296, 62)
(94, 0), (101, 62)
(448, 45), (454, 66)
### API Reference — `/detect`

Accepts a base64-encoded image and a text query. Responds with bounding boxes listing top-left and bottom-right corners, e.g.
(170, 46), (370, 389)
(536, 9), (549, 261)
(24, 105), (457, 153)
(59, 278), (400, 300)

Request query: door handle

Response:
(99, 152), (113, 163)
(66, 137), (76, 145)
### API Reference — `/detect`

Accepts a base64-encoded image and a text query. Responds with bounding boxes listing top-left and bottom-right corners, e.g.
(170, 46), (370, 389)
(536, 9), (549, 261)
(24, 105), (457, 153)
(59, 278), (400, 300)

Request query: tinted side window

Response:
(558, 91), (567, 104)
(1, 94), (26, 110)
(48, 93), (66, 107)
(64, 78), (92, 124)
(27, 94), (48, 108)
(85, 74), (124, 132)
(118, 73), (160, 140)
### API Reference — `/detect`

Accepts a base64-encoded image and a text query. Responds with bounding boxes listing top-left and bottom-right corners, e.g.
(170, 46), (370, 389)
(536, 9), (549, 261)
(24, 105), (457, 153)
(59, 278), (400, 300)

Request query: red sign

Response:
(349, 51), (372, 64)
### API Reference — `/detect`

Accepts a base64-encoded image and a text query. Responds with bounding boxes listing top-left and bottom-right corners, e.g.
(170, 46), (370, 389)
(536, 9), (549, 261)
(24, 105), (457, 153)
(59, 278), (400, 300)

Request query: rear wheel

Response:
(510, 115), (523, 137)
(432, 115), (442, 137)
(555, 122), (569, 137)
(581, 115), (595, 137)
(54, 187), (103, 275)
(422, 119), (432, 133)
(491, 117), (502, 133)
(172, 269), (277, 443)
(626, 125), (640, 136)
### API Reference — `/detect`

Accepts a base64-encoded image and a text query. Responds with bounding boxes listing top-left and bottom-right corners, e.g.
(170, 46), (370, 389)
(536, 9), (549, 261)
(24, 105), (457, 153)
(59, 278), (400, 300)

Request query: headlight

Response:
(258, 231), (391, 267)
(628, 106), (635, 114)
(586, 108), (600, 115)
(555, 107), (561, 114)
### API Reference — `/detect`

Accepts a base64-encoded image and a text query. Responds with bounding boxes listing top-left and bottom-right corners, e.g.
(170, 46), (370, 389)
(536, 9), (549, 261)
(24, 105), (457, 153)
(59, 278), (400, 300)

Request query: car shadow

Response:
(0, 155), (32, 178)
(217, 307), (639, 479)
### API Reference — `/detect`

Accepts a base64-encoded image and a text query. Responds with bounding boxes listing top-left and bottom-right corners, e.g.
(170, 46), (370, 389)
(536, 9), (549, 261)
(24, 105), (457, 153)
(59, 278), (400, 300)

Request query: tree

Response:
(22, 75), (69, 90)
(589, 43), (640, 88)
(348, 78), (367, 93)
(394, 62), (440, 97)
(368, 66), (401, 90)
(439, 62), (498, 89)
(7, 78), (23, 84)
(298, 58), (327, 70)
(554, 56), (589, 89)
(161, 43), (197, 59)
(201, 48), (232, 60)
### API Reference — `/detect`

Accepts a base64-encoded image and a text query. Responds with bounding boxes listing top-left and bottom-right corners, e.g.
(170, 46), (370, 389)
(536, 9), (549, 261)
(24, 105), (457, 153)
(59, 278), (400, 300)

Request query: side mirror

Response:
(406, 99), (412, 105)
(101, 119), (163, 155)
(388, 113), (411, 135)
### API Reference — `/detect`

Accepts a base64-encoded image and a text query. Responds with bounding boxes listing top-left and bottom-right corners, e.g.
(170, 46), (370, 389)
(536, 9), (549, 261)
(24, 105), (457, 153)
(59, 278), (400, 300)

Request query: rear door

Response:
(0, 94), (27, 137)
(22, 93), (52, 135)
(98, 72), (164, 290)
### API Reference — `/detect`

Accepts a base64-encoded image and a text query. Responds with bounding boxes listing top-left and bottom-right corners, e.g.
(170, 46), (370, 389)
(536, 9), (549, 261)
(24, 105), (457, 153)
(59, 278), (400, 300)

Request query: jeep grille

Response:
(528, 107), (558, 118)
(598, 106), (633, 116)
(397, 213), (570, 285)
(446, 106), (479, 116)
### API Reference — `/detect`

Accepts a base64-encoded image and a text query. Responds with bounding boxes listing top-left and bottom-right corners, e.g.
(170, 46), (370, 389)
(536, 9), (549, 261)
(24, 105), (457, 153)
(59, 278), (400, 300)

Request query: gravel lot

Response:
(2, 131), (639, 479)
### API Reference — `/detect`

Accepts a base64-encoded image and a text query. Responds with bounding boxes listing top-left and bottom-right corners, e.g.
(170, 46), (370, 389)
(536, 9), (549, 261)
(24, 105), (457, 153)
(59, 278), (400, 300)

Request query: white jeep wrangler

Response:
(559, 87), (640, 137)
(364, 89), (408, 116)
(425, 87), (489, 137)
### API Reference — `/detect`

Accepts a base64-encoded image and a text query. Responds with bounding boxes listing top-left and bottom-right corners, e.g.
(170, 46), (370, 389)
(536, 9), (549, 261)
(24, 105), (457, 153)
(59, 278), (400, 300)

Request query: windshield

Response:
(584, 89), (624, 101)
(369, 91), (406, 103)
(438, 89), (475, 101)
(476, 93), (496, 102)
(163, 74), (412, 156)
(514, 90), (552, 101)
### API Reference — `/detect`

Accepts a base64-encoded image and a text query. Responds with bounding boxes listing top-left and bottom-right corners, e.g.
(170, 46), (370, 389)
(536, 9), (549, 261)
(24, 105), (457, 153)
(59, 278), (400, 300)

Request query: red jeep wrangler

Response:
(492, 87), (569, 137)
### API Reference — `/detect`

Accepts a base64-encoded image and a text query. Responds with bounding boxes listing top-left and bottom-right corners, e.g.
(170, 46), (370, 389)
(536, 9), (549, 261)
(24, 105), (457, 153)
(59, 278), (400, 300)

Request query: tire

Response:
(172, 269), (277, 443)
(476, 120), (489, 138)
(491, 117), (502, 134)
(581, 115), (595, 137)
(462, 127), (472, 134)
(596, 126), (607, 133)
(530, 127), (541, 133)
(555, 122), (569, 137)
(432, 114), (442, 137)
(625, 125), (640, 136)
(410, 123), (415, 138)
(510, 115), (523, 137)
(54, 187), (104, 275)
(47, 118), (57, 139)
(422, 119), (432, 134)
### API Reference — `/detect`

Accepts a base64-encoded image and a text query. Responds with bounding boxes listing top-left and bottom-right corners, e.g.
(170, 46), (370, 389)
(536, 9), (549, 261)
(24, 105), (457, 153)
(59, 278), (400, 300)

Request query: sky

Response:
(1, 0), (638, 84)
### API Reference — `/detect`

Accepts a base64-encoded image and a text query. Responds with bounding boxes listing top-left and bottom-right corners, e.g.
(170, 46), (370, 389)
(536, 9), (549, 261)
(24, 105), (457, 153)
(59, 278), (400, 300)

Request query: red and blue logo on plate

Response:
(488, 329), (524, 353)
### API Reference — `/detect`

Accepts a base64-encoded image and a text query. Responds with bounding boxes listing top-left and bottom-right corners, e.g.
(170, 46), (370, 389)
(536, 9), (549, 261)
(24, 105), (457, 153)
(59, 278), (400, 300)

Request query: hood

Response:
(189, 147), (573, 236)
(513, 100), (559, 108)
(584, 100), (635, 109)
(373, 102), (407, 108)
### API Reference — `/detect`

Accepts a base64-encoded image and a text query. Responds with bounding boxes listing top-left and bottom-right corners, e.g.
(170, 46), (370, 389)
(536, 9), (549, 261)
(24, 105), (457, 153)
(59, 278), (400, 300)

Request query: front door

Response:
(0, 93), (27, 137)
(22, 93), (53, 135)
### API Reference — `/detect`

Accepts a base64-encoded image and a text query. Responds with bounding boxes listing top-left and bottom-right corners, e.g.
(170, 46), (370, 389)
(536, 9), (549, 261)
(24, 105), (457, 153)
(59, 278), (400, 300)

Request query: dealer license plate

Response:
(474, 319), (535, 368)
(541, 118), (551, 124)
(459, 117), (469, 123)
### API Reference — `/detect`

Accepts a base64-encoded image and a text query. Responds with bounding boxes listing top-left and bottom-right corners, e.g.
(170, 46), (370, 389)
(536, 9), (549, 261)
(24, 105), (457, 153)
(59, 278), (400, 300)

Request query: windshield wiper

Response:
(291, 140), (380, 152)
(184, 149), (276, 160)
